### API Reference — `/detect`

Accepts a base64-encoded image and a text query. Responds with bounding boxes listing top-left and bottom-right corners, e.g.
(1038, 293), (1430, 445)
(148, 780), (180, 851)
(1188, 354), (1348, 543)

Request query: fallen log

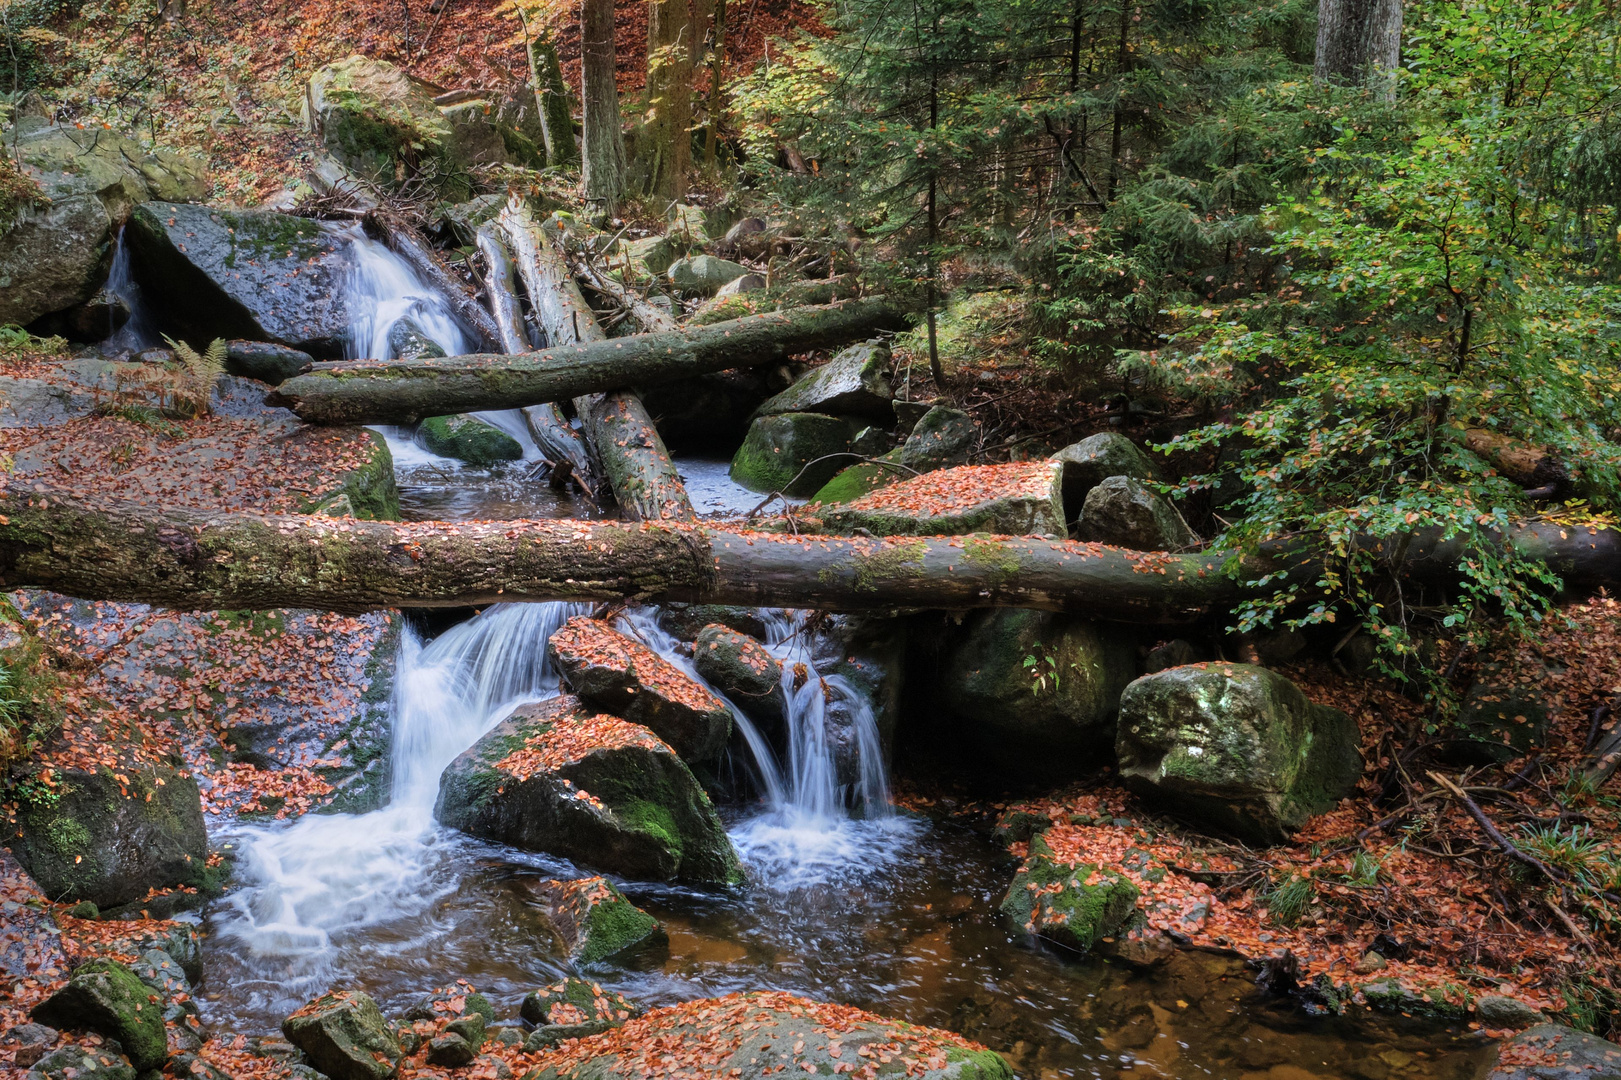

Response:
(474, 225), (532, 355)
(498, 200), (694, 521)
(361, 211), (504, 354)
(576, 259), (680, 334)
(269, 297), (905, 424)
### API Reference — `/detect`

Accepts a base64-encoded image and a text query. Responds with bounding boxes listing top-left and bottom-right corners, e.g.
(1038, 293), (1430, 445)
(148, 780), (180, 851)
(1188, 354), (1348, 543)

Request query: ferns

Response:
(163, 335), (226, 417)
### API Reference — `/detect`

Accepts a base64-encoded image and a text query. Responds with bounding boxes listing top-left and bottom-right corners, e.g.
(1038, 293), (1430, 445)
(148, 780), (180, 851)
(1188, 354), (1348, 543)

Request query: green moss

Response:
(619, 798), (683, 857)
(999, 835), (1140, 953)
(961, 535), (1023, 583)
(852, 540), (928, 593)
(420, 414), (524, 468)
(579, 888), (663, 967)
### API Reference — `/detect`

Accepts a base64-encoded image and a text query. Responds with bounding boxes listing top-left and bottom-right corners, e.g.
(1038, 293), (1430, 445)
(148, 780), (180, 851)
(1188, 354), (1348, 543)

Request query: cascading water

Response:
(344, 234), (474, 363)
(100, 227), (162, 353)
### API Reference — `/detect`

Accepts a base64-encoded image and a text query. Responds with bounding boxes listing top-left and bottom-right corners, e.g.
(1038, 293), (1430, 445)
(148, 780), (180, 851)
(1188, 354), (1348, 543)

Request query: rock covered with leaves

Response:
(520, 979), (643, 1049)
(282, 989), (403, 1080)
(809, 405), (978, 505)
(818, 461), (1065, 537)
(692, 623), (786, 733)
(528, 875), (667, 969)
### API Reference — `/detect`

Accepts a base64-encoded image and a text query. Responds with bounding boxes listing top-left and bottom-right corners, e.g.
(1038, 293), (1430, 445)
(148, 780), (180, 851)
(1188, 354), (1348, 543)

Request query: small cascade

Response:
(100, 227), (162, 353)
(344, 234), (473, 362)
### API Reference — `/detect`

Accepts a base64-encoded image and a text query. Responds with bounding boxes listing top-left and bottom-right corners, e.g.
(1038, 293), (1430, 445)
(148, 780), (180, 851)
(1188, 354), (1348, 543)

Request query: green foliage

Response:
(0, 323), (66, 356)
(1345, 849), (1384, 887)
(162, 335), (226, 417)
(1022, 642), (1063, 696)
(1262, 872), (1313, 926)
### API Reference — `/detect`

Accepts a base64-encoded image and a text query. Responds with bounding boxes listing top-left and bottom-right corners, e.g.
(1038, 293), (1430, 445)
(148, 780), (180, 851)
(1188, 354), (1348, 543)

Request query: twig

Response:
(1427, 771), (1568, 886)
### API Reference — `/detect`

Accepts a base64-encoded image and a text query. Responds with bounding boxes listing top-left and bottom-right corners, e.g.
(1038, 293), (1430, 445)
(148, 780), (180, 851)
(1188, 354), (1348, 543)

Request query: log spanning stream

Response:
(189, 237), (1491, 1080)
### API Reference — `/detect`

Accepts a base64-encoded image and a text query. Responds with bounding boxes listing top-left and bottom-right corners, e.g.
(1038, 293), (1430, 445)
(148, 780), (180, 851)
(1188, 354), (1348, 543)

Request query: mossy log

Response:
(360, 211), (504, 353)
(269, 297), (905, 425)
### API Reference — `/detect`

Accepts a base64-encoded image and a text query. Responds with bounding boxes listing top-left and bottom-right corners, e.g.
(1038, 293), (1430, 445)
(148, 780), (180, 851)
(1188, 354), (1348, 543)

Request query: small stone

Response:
(1354, 951), (1387, 974)
(64, 900), (99, 920)
(3, 1022), (57, 1068)
(529, 876), (666, 968)
(1476, 994), (1544, 1029)
(426, 1033), (475, 1068)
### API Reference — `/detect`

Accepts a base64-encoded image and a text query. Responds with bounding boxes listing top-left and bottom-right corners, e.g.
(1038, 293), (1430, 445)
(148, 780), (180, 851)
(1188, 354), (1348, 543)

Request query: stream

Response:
(191, 236), (1494, 1080)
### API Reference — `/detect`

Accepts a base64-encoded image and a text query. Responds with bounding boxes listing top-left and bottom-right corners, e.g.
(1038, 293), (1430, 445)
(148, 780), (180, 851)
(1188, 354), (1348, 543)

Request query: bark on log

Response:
(474, 225), (532, 355)
(361, 212), (505, 354)
(577, 260), (679, 333)
(270, 298), (903, 424)
(1314, 0), (1402, 91)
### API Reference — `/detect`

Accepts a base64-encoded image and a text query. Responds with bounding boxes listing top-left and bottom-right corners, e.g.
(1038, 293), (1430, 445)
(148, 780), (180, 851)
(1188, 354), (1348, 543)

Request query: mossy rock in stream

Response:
(999, 833), (1140, 954)
(520, 979), (644, 1050)
(419, 413), (524, 467)
(809, 405), (977, 506)
(282, 989), (403, 1080)
(529, 876), (667, 969)
(434, 695), (743, 886)
(730, 412), (862, 495)
(32, 959), (170, 1072)
(304, 427), (400, 522)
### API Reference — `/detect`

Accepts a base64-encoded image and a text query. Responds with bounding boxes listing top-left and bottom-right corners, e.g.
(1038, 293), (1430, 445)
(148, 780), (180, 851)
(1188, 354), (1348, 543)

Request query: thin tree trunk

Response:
(925, 62), (945, 392)
(705, 0), (727, 167)
(644, 0), (712, 198)
(1107, 0), (1130, 202)
(1314, 0), (1402, 93)
(581, 0), (626, 208)
(531, 30), (579, 166)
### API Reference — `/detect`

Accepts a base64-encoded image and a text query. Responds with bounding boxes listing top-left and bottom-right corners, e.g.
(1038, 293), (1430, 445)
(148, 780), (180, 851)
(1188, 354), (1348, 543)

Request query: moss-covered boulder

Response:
(753, 341), (895, 423)
(125, 202), (352, 356)
(809, 405), (977, 505)
(387, 317), (448, 361)
(1479, 1024), (1621, 1080)
(730, 412), (862, 495)
(282, 989), (403, 1080)
(940, 609), (1137, 777)
(1074, 475), (1198, 551)
(999, 834), (1141, 953)
(530, 876), (667, 968)
(667, 254), (749, 295)
(622, 235), (683, 278)
(548, 616), (733, 762)
(1116, 663), (1363, 845)
(818, 461), (1064, 537)
(520, 979), (643, 1050)
(693, 624), (786, 733)
(32, 959), (169, 1071)
(523, 991), (1011, 1080)
(419, 413), (525, 467)
(1052, 433), (1159, 515)
(434, 695), (743, 885)
(7, 757), (207, 910)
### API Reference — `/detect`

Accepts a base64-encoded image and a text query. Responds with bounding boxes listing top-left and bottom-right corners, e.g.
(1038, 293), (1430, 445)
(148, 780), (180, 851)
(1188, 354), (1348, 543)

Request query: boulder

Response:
(520, 979), (642, 1050)
(1074, 475), (1198, 551)
(809, 405), (977, 505)
(548, 616), (733, 762)
(0, 123), (207, 328)
(434, 695), (743, 885)
(7, 756), (207, 909)
(1000, 834), (1140, 953)
(940, 609), (1137, 776)
(282, 990), (403, 1080)
(1476, 995), (1545, 1029)
(387, 317), (448, 361)
(730, 412), (861, 496)
(438, 99), (510, 171)
(818, 461), (1064, 537)
(523, 991), (1011, 1080)
(622, 235), (681, 278)
(1115, 663), (1363, 844)
(130, 947), (204, 1051)
(657, 604), (769, 643)
(224, 340), (314, 385)
(426, 1034), (477, 1068)
(753, 341), (894, 422)
(693, 624), (786, 733)
(1477, 1024), (1621, 1080)
(665, 203), (711, 245)
(419, 413), (524, 467)
(529, 876), (667, 968)
(715, 272), (767, 296)
(1449, 673), (1551, 764)
(31, 959), (168, 1071)
(667, 255), (750, 295)
(717, 217), (772, 260)
(24, 1044), (136, 1080)
(125, 202), (352, 356)
(1052, 433), (1159, 511)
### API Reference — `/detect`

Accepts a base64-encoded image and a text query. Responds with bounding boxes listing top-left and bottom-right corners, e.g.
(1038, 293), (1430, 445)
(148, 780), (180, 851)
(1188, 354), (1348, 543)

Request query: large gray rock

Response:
(693, 624), (786, 733)
(125, 202), (352, 356)
(32, 960), (169, 1072)
(1479, 1024), (1621, 1080)
(1116, 663), (1363, 844)
(282, 990), (402, 1080)
(754, 341), (894, 422)
(1075, 475), (1198, 551)
(435, 695), (743, 885)
(1053, 433), (1159, 515)
(419, 413), (524, 467)
(524, 992), (1011, 1080)
(0, 123), (207, 327)
(818, 460), (1064, 537)
(667, 254), (749, 295)
(730, 412), (861, 495)
(809, 405), (977, 505)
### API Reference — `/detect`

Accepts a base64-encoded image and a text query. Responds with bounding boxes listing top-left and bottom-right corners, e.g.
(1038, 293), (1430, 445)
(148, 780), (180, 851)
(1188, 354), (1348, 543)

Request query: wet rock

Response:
(667, 255), (749, 295)
(434, 695), (743, 885)
(548, 616), (733, 762)
(282, 989), (403, 1080)
(400, 987), (495, 1025)
(522, 991), (1011, 1080)
(3, 1023), (57, 1069)
(1052, 433), (1159, 509)
(427, 1032), (476, 1067)
(125, 202), (351, 356)
(693, 625), (786, 733)
(0, 123), (207, 327)
(7, 756), (207, 910)
(24, 1043), (136, 1080)
(32, 959), (168, 1071)
(819, 461), (1065, 537)
(1074, 475), (1198, 551)
(939, 609), (1137, 778)
(730, 412), (862, 495)
(131, 947), (204, 1050)
(447, 1011), (487, 1049)
(657, 604), (769, 643)
(387, 317), (448, 361)
(999, 832), (1140, 952)
(809, 405), (978, 505)
(530, 876), (667, 968)
(1476, 995), (1545, 1029)
(223, 341), (313, 385)
(753, 341), (894, 422)
(419, 413), (525, 467)
(1116, 663), (1363, 845)
(521, 979), (643, 1050)
(165, 1053), (235, 1080)
(1356, 979), (1468, 1020)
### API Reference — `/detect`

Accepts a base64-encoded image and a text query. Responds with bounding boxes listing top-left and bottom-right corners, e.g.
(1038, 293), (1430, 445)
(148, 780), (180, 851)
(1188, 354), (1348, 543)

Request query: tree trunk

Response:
(361, 211), (504, 354)
(529, 29), (579, 167)
(580, 0), (626, 209)
(644, 0), (712, 199)
(1314, 0), (1402, 91)
(496, 200), (694, 521)
(269, 297), (904, 424)
(474, 225), (532, 354)
(704, 0), (727, 167)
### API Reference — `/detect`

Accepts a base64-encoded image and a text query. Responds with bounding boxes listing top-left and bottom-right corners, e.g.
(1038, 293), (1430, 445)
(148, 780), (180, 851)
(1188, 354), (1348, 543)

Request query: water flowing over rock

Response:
(1115, 663), (1363, 844)
(282, 989), (403, 1080)
(434, 694), (743, 885)
(32, 960), (169, 1072)
(1074, 475), (1199, 551)
(527, 876), (667, 968)
(753, 340), (895, 421)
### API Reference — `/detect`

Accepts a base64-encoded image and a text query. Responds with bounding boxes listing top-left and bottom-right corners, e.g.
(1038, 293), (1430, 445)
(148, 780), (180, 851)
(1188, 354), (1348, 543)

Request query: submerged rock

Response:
(1074, 475), (1198, 551)
(810, 405), (977, 505)
(419, 413), (525, 467)
(548, 616), (733, 762)
(999, 834), (1140, 953)
(753, 341), (894, 422)
(818, 461), (1064, 537)
(523, 991), (1011, 1080)
(1116, 663), (1363, 844)
(282, 990), (403, 1080)
(730, 412), (861, 495)
(693, 624), (786, 733)
(32, 959), (169, 1072)
(434, 695), (743, 885)
(125, 202), (352, 356)
(521, 979), (643, 1050)
(530, 875), (667, 968)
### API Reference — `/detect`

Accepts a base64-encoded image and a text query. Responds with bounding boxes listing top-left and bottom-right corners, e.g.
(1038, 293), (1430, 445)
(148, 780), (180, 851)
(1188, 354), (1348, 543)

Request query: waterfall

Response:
(100, 227), (161, 353)
(344, 234), (474, 362)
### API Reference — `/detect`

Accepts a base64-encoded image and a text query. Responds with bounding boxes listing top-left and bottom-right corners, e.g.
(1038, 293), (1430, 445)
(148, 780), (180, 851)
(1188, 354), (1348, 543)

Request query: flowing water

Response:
(195, 237), (1495, 1080)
